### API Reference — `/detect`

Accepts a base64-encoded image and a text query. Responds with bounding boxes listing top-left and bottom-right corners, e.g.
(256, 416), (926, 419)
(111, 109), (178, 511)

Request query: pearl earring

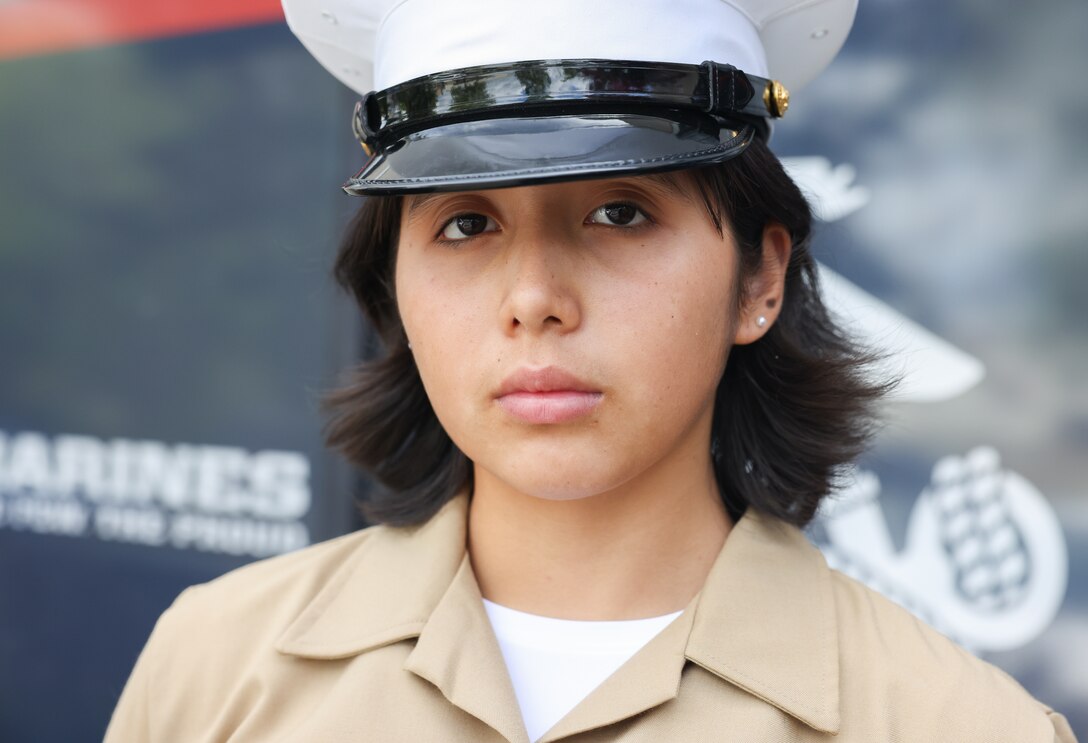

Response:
(756, 316), (767, 328)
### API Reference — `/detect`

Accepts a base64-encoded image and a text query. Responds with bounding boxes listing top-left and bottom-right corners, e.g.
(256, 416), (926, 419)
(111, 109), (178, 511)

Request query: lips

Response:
(495, 366), (603, 424)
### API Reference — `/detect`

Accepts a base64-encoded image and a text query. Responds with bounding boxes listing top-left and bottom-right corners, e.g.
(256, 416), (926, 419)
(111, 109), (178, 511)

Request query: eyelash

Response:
(433, 201), (655, 245)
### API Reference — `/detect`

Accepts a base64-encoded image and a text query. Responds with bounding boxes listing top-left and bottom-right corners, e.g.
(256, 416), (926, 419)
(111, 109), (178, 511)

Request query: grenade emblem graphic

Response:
(933, 447), (1030, 613)
(813, 447), (1068, 653)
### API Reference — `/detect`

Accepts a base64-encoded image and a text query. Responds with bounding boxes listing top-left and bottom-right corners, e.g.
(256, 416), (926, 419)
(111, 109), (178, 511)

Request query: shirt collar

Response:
(276, 492), (840, 735)
(275, 494), (470, 659)
(684, 508), (841, 733)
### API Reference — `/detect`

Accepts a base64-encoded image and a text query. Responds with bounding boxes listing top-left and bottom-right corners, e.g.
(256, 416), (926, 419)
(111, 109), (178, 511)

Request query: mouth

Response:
(494, 366), (603, 424)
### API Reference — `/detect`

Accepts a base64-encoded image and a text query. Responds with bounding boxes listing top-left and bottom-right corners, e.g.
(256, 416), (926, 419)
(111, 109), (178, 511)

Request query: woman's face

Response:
(395, 174), (750, 501)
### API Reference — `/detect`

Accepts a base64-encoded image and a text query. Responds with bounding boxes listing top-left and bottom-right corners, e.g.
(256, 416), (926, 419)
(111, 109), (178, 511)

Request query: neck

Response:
(467, 453), (731, 621)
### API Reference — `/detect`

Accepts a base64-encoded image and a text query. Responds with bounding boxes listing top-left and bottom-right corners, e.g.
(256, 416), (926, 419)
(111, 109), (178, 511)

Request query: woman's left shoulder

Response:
(826, 569), (1077, 742)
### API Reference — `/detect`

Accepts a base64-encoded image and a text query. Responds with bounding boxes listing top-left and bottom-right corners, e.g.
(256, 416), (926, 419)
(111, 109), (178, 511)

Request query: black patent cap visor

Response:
(345, 112), (754, 194)
(342, 59), (777, 195)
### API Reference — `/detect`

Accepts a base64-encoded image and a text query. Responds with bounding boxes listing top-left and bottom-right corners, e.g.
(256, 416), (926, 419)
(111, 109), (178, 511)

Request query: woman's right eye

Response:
(440, 213), (497, 241)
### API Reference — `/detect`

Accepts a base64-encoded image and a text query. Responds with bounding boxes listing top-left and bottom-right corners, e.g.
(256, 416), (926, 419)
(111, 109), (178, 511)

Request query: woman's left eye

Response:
(587, 202), (649, 227)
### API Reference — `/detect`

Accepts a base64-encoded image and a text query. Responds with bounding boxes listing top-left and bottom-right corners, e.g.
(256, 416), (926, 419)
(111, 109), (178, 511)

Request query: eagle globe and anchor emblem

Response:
(783, 157), (1069, 653)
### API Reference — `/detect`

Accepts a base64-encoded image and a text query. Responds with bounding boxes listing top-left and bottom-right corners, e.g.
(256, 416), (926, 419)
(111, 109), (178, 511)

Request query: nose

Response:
(498, 229), (582, 337)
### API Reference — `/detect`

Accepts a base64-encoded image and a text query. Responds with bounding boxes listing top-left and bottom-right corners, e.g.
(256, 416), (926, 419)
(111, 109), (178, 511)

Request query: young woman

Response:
(106, 0), (1076, 741)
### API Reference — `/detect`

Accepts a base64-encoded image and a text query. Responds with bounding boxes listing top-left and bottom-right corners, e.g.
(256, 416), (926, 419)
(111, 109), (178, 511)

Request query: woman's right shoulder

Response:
(105, 522), (407, 741)
(189, 524), (382, 598)
(105, 494), (475, 742)
(156, 521), (396, 647)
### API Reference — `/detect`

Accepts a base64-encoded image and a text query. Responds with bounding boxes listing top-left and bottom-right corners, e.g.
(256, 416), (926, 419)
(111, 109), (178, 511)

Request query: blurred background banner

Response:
(0, 1), (1084, 740)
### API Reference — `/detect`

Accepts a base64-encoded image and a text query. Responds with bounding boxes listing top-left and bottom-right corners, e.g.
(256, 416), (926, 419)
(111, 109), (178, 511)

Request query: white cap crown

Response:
(283, 0), (857, 93)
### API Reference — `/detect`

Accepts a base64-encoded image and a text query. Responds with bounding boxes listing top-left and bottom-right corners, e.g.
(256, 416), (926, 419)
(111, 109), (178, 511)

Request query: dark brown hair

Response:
(325, 137), (891, 528)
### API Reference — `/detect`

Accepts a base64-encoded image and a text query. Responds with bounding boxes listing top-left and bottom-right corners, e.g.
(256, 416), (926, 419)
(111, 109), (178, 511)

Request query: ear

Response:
(733, 223), (792, 345)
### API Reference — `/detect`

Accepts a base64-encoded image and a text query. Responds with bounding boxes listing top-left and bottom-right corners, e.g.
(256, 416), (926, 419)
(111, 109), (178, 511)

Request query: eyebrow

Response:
(404, 191), (456, 221)
(631, 171), (697, 202)
(403, 171), (694, 221)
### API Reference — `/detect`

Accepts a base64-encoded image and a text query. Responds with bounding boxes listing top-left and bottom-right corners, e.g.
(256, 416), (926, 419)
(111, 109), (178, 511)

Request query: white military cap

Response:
(281, 0), (858, 194)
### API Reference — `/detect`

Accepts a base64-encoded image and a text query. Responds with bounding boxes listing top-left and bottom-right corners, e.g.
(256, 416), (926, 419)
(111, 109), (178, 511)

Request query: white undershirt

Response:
(482, 598), (683, 742)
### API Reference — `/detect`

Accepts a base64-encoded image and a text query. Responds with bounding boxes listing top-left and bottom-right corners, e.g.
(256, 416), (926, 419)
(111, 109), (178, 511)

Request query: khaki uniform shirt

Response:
(105, 493), (1076, 742)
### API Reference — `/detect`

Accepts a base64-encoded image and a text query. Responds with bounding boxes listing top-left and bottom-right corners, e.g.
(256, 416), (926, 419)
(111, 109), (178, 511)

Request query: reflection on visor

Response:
(467, 116), (670, 162)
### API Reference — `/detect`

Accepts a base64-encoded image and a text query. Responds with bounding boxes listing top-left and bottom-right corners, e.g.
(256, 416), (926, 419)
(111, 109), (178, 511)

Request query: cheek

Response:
(606, 235), (737, 405)
(395, 243), (490, 429)
(397, 236), (473, 342)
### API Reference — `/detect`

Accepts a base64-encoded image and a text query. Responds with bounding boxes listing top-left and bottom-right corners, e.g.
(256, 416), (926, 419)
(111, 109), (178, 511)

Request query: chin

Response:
(517, 485), (607, 503)
(475, 453), (639, 503)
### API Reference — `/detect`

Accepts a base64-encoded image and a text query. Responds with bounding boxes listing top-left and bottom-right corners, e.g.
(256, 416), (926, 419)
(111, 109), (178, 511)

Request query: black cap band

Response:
(354, 59), (778, 153)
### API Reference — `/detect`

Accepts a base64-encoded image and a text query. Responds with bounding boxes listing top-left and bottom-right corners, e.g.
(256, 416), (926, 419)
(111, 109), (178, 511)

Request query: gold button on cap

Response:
(763, 80), (790, 118)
